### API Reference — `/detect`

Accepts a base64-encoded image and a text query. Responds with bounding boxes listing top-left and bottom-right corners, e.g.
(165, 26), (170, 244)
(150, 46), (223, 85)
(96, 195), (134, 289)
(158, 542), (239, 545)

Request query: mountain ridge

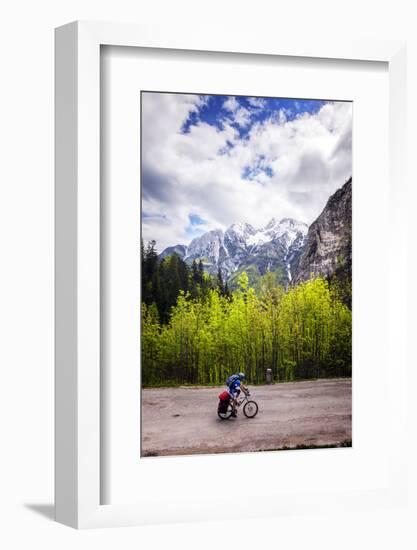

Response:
(160, 217), (308, 285)
(159, 178), (352, 288)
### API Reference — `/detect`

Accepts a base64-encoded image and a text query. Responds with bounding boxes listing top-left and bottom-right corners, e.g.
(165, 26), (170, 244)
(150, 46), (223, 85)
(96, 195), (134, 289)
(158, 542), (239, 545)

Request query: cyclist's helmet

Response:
(238, 372), (246, 380)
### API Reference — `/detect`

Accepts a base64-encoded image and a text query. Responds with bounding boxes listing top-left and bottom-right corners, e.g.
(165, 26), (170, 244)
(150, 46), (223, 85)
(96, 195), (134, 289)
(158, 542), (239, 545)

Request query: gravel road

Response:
(141, 378), (352, 457)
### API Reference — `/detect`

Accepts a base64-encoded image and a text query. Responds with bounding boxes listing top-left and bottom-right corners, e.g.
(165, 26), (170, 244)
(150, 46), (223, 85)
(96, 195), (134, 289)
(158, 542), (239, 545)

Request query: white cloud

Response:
(223, 96), (239, 113)
(247, 97), (267, 109)
(223, 96), (252, 128)
(141, 93), (352, 251)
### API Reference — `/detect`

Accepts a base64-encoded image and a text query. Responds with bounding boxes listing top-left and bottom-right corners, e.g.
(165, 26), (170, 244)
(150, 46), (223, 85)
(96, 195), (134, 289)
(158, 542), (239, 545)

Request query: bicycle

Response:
(217, 390), (259, 420)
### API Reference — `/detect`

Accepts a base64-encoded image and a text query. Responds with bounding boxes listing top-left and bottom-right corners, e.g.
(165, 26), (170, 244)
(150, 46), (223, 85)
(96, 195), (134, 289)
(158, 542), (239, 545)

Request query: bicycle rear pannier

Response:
(218, 390), (230, 401)
(218, 399), (229, 414)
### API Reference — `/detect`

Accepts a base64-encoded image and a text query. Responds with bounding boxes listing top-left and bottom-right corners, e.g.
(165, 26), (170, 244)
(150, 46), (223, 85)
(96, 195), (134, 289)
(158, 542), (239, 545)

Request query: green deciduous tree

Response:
(141, 272), (352, 387)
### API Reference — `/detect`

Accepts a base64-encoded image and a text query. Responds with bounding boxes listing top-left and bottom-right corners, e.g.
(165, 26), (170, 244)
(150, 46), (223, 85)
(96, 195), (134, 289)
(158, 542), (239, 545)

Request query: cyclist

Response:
(226, 372), (248, 417)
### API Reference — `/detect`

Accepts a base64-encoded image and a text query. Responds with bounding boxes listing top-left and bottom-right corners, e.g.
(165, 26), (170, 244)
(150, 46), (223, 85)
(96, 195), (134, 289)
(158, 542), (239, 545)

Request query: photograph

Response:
(140, 91), (352, 457)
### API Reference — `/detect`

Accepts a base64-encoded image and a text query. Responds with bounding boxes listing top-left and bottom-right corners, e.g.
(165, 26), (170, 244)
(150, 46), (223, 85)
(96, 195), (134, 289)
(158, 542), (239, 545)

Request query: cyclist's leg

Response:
(231, 389), (240, 416)
(234, 388), (241, 411)
(227, 389), (235, 415)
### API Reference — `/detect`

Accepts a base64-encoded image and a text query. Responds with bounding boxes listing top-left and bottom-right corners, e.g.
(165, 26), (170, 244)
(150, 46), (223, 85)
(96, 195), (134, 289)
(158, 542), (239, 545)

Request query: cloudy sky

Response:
(141, 92), (352, 252)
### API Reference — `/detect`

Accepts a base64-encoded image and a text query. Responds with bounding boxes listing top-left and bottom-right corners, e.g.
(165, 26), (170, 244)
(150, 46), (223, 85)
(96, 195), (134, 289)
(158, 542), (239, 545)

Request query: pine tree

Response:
(217, 268), (224, 295)
(198, 260), (205, 285)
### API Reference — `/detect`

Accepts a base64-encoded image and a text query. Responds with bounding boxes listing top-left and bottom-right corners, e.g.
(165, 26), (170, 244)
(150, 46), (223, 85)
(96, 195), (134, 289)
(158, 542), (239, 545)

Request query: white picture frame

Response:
(55, 21), (407, 529)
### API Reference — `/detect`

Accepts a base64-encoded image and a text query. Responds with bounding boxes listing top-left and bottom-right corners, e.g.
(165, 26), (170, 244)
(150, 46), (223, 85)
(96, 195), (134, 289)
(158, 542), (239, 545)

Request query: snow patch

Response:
(246, 218), (307, 251)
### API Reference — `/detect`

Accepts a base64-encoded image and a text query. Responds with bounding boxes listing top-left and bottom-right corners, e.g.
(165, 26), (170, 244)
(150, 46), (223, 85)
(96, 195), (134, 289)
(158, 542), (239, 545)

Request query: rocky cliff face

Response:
(293, 178), (352, 284)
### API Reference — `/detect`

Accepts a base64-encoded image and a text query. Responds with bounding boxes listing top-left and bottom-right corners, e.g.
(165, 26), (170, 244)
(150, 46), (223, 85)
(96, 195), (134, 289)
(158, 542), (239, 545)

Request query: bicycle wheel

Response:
(218, 402), (233, 420)
(243, 400), (258, 418)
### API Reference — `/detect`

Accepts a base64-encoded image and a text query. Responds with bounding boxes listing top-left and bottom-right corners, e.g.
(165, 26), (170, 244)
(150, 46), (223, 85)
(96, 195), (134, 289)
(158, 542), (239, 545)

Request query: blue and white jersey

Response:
(228, 378), (241, 398)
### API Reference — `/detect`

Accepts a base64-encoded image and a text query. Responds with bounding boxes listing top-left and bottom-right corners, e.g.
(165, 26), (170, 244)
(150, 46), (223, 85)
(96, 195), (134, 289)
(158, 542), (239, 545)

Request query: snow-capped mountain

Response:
(158, 178), (352, 291)
(160, 218), (308, 284)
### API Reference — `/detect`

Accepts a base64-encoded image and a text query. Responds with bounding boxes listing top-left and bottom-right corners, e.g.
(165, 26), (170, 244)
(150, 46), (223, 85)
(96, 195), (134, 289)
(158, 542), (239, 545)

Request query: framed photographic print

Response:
(139, 90), (353, 458)
(55, 21), (407, 528)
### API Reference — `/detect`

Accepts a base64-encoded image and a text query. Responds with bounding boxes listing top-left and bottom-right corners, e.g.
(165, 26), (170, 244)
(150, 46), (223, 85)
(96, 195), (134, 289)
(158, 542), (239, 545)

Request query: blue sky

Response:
(181, 95), (326, 138)
(141, 92), (352, 250)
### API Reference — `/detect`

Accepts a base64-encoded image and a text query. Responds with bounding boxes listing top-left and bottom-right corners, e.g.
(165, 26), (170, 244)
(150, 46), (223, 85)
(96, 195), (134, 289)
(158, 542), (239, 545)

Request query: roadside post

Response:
(266, 368), (273, 384)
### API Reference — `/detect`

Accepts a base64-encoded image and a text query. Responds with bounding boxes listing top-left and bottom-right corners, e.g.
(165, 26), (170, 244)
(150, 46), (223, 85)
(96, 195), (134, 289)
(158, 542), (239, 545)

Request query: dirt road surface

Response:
(141, 378), (352, 457)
